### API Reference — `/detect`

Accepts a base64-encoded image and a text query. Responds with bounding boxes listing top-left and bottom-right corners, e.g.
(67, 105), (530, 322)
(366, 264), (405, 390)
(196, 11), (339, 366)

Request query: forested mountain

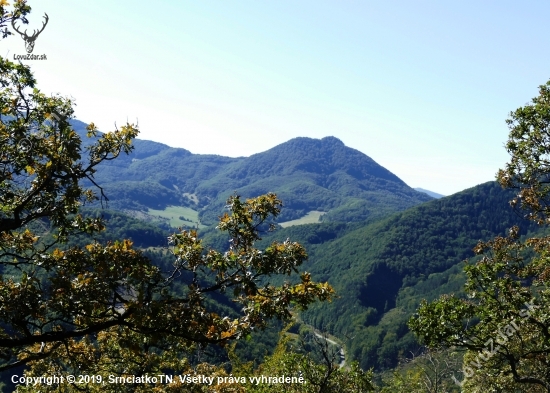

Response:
(414, 187), (445, 199)
(250, 181), (537, 371)
(78, 121), (432, 224)
(194, 136), (432, 223)
(73, 121), (536, 374)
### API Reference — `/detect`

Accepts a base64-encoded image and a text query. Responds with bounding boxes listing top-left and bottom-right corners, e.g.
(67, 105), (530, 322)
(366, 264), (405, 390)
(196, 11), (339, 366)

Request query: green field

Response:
(148, 206), (206, 228)
(279, 210), (325, 228)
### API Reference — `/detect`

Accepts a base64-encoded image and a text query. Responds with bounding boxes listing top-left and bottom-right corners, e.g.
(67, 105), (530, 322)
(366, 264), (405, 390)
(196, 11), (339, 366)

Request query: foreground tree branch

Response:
(409, 81), (550, 392)
(0, 3), (334, 381)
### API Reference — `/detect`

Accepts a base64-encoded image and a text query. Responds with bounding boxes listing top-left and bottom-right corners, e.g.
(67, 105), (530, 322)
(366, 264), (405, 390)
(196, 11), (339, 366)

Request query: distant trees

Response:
(0, 3), (335, 389)
(409, 81), (550, 392)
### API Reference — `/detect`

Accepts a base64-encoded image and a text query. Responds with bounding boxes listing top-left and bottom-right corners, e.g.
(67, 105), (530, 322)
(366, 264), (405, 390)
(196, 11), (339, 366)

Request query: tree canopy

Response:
(409, 81), (550, 392)
(0, 4), (334, 389)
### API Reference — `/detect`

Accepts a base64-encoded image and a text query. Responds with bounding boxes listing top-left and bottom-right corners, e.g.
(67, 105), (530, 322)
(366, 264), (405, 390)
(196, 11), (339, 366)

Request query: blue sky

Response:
(3, 1), (549, 195)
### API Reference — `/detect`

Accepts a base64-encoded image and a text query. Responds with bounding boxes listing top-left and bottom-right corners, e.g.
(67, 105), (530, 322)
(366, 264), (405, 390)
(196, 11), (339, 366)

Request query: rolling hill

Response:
(75, 121), (531, 373)
(78, 121), (432, 225)
(251, 181), (537, 371)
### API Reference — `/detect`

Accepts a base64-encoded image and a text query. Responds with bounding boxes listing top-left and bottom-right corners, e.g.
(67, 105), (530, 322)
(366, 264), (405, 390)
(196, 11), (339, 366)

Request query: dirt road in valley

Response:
(312, 331), (346, 369)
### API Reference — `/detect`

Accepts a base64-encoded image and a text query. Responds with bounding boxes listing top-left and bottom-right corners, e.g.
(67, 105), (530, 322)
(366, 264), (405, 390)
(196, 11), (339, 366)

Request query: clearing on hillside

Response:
(148, 206), (206, 228)
(279, 210), (325, 228)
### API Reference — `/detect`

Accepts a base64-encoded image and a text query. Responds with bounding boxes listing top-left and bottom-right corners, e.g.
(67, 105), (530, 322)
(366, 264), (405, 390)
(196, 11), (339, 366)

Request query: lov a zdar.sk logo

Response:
(12, 13), (48, 53)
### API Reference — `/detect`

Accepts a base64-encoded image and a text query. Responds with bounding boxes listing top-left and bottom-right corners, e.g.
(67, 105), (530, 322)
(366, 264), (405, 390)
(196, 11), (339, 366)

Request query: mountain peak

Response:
(321, 136), (344, 144)
(259, 136), (402, 184)
(190, 135), (432, 223)
(82, 120), (432, 224)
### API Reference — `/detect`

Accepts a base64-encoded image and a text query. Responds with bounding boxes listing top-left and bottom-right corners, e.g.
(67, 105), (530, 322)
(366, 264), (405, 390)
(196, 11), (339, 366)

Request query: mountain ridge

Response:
(414, 187), (445, 199)
(72, 120), (529, 374)
(75, 122), (432, 224)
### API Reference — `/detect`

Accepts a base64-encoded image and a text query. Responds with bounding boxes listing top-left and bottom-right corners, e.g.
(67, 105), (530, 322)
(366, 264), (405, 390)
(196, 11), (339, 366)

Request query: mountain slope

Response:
(197, 136), (432, 223)
(255, 181), (537, 371)
(77, 124), (431, 224)
(414, 187), (445, 199)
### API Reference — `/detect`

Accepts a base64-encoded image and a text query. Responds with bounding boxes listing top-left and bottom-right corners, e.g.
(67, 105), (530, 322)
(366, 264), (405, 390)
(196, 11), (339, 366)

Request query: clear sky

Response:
(3, 1), (549, 196)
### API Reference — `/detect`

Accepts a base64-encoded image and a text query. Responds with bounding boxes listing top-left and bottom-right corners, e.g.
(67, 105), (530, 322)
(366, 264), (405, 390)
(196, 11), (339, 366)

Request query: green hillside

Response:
(71, 122), (532, 373)
(148, 206), (205, 228)
(78, 125), (431, 226)
(279, 210), (326, 227)
(195, 136), (432, 224)
(255, 181), (537, 371)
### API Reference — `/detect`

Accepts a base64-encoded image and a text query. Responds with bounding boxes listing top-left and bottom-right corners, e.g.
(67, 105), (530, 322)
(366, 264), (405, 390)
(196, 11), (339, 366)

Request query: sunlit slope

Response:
(259, 182), (536, 371)
(188, 136), (432, 223)
(80, 125), (431, 225)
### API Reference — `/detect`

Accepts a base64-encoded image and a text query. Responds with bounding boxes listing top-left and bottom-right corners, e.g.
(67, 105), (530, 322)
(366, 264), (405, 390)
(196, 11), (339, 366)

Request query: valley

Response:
(80, 124), (536, 375)
(2, 116), (544, 391)
(2, 2), (548, 389)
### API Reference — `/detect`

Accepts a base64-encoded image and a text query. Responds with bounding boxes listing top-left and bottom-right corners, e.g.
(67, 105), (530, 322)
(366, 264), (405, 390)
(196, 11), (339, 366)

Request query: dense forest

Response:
(59, 178), (541, 375)
(3, 2), (550, 391)
(251, 181), (537, 371)
(83, 130), (432, 224)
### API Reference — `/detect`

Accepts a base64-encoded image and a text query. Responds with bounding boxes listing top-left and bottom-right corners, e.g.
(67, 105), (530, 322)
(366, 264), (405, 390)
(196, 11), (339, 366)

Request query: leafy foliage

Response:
(0, 20), (334, 392)
(499, 80), (550, 225)
(286, 182), (535, 371)
(379, 349), (462, 392)
(0, 0), (30, 40)
(236, 324), (375, 393)
(409, 80), (550, 392)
